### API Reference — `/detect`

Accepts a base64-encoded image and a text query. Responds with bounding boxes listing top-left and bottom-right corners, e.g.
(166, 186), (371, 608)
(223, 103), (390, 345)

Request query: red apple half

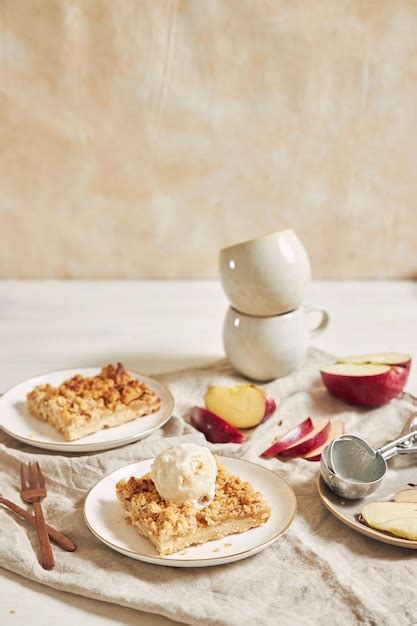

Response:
(303, 420), (345, 461)
(191, 406), (246, 444)
(204, 384), (276, 429)
(278, 419), (330, 458)
(261, 417), (314, 458)
(321, 352), (411, 407)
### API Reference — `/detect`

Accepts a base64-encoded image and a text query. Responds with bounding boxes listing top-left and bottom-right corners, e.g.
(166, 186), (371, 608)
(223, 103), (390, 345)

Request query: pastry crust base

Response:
(28, 396), (160, 441)
(127, 512), (268, 555)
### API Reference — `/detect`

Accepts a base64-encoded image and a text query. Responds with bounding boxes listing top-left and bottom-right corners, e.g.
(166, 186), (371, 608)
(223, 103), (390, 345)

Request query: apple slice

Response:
(361, 502), (417, 541)
(261, 417), (314, 458)
(278, 419), (330, 458)
(191, 406), (246, 444)
(303, 420), (345, 461)
(320, 359), (410, 407)
(394, 489), (417, 503)
(204, 384), (276, 429)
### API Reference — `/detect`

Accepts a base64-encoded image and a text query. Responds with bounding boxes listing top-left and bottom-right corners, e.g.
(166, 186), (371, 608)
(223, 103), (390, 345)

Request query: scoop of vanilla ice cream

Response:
(150, 443), (217, 507)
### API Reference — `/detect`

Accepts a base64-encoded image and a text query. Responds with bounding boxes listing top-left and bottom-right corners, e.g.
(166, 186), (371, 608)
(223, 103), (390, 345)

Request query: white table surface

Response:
(1, 279), (416, 626)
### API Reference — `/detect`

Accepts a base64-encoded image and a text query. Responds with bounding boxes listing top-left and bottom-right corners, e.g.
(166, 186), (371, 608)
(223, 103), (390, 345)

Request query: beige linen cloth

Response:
(0, 348), (415, 626)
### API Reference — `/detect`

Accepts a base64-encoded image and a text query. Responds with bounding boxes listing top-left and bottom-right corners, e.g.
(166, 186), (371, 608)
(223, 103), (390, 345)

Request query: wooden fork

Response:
(20, 462), (55, 570)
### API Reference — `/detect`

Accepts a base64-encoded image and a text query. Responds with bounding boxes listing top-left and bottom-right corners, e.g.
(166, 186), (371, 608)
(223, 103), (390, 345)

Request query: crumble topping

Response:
(27, 363), (159, 425)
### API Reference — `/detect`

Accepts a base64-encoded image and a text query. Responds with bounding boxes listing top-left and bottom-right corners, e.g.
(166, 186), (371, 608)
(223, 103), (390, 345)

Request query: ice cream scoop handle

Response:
(378, 431), (417, 459)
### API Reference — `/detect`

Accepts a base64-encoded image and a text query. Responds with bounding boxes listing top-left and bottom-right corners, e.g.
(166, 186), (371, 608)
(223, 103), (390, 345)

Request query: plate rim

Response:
(83, 456), (298, 566)
(316, 473), (417, 549)
(0, 366), (175, 451)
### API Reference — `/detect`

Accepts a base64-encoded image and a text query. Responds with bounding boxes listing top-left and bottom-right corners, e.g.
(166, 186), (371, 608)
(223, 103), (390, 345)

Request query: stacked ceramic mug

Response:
(219, 229), (329, 382)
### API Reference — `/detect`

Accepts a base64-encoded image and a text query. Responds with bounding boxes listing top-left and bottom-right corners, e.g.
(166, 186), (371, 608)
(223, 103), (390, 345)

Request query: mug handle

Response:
(305, 306), (329, 338)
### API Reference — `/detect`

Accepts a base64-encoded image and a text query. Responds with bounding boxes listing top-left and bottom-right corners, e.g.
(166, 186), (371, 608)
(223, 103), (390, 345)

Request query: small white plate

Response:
(0, 368), (174, 453)
(84, 457), (297, 567)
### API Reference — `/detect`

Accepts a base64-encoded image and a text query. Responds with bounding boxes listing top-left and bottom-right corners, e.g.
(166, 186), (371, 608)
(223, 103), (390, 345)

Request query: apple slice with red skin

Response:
(261, 417), (314, 458)
(320, 361), (410, 407)
(191, 406), (246, 444)
(302, 420), (345, 461)
(204, 384), (276, 429)
(278, 419), (330, 458)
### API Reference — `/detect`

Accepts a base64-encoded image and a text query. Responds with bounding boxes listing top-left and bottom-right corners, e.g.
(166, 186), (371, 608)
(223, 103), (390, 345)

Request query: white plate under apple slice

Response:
(0, 368), (174, 453)
(84, 457), (297, 567)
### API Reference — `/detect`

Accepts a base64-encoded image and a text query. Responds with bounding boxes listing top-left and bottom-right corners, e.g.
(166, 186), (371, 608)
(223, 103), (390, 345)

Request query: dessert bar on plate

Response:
(84, 454), (297, 567)
(27, 363), (161, 441)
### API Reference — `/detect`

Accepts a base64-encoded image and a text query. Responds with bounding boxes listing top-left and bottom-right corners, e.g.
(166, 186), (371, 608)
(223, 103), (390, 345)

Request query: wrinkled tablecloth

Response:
(0, 348), (415, 626)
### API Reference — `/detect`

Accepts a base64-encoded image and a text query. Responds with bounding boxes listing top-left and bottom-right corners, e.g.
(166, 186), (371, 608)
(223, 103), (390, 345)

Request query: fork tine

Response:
(36, 462), (45, 489)
(28, 462), (37, 489)
(20, 463), (28, 491)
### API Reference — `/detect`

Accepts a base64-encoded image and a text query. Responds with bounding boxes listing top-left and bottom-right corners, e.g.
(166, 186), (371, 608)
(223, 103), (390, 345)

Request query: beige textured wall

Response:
(1, 1), (417, 279)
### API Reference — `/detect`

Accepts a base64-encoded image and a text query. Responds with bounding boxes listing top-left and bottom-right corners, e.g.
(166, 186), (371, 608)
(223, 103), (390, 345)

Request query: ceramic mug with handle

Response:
(223, 305), (329, 381)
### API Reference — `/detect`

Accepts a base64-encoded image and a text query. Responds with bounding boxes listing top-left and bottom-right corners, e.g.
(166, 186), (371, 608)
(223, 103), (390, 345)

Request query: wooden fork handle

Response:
(0, 498), (76, 552)
(33, 501), (55, 570)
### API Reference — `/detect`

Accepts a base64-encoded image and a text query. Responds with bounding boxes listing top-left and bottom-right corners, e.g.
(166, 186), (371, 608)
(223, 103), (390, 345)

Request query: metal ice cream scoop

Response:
(320, 426), (417, 500)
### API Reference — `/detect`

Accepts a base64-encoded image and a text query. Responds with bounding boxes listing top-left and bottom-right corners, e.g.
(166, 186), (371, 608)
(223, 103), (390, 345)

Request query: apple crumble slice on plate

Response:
(27, 363), (161, 441)
(116, 445), (271, 556)
(84, 452), (296, 567)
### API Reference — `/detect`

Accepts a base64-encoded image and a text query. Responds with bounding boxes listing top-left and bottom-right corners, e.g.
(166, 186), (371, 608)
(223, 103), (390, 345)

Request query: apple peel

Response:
(264, 394), (277, 419)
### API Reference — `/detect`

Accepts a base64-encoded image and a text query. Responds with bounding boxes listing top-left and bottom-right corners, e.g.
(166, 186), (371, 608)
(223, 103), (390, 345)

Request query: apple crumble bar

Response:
(27, 363), (161, 441)
(116, 462), (271, 556)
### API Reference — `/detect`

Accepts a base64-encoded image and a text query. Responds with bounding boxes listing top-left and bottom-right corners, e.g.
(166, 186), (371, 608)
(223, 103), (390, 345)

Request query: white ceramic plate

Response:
(84, 457), (297, 567)
(317, 461), (417, 549)
(0, 368), (174, 453)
